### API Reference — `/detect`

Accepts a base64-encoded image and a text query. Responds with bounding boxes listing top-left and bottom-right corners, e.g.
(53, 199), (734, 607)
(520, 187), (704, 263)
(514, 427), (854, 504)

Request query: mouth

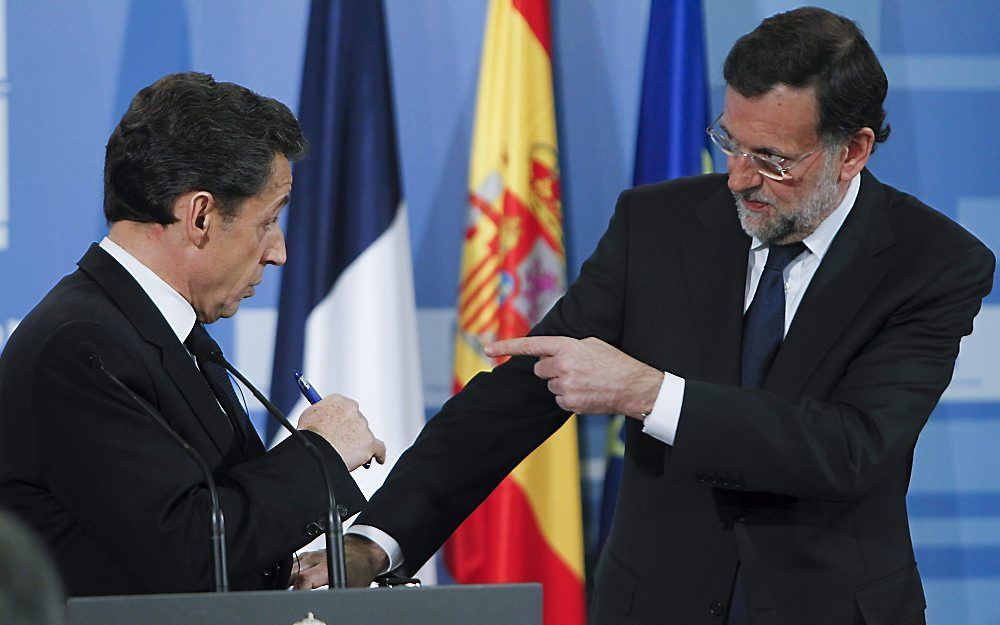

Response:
(737, 194), (772, 213)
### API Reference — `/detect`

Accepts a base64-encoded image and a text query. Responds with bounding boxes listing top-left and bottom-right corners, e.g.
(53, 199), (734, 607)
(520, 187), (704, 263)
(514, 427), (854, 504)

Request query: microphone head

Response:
(82, 343), (105, 371)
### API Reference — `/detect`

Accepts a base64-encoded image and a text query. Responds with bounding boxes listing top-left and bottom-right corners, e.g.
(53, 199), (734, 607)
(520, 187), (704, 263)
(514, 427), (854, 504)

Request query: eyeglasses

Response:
(706, 115), (818, 181)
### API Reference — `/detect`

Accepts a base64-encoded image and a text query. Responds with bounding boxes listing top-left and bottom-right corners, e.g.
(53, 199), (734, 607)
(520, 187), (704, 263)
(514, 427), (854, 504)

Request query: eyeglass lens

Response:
(708, 129), (785, 179)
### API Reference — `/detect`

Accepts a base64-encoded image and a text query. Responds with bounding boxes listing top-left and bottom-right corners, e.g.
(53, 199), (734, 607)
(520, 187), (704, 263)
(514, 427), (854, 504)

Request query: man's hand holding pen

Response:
(297, 393), (386, 472)
(295, 371), (379, 469)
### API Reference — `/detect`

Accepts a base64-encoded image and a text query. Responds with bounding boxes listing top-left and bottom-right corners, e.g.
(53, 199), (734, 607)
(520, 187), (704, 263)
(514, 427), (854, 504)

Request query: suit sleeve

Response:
(32, 320), (363, 592)
(674, 240), (996, 501)
(356, 189), (636, 573)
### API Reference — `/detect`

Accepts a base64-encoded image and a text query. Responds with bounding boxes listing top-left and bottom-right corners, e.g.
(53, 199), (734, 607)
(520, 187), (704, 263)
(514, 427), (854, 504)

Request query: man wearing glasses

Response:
(344, 7), (995, 624)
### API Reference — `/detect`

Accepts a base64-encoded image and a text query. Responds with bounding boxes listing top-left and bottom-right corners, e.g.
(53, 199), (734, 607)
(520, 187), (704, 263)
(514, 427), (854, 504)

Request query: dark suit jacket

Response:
(0, 245), (365, 596)
(357, 171), (994, 625)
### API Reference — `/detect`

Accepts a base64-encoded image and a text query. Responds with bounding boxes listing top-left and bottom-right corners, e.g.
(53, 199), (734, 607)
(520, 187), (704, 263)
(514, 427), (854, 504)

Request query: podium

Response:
(67, 584), (541, 625)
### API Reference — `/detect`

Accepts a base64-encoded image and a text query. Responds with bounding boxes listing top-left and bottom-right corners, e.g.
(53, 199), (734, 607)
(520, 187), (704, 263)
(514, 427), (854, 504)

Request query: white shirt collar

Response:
(99, 237), (196, 344)
(750, 172), (861, 259)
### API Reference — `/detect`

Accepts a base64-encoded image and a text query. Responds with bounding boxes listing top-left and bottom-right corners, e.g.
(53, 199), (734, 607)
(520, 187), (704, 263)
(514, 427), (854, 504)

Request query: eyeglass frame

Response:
(705, 115), (820, 181)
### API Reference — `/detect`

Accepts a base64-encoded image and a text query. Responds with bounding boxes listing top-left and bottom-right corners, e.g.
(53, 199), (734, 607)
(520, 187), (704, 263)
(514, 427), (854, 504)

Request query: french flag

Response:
(268, 0), (429, 580)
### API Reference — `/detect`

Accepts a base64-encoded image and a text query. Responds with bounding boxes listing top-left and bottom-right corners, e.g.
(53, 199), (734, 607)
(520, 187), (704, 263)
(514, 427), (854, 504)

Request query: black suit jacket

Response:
(0, 245), (365, 596)
(357, 171), (994, 625)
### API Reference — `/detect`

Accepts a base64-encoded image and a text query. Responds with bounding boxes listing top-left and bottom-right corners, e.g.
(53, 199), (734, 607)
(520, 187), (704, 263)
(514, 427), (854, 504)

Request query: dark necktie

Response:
(729, 242), (805, 625)
(185, 323), (265, 455)
(740, 242), (806, 388)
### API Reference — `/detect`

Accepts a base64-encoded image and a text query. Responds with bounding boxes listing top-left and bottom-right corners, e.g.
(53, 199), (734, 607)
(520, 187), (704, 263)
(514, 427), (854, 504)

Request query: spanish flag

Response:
(445, 1), (586, 624)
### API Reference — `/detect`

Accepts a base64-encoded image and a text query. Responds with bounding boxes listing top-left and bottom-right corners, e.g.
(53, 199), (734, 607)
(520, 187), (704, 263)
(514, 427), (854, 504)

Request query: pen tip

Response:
(293, 370), (302, 379)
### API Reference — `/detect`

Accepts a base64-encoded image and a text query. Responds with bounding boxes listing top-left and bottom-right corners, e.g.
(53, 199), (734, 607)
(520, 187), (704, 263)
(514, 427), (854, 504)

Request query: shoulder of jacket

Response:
(875, 177), (991, 255)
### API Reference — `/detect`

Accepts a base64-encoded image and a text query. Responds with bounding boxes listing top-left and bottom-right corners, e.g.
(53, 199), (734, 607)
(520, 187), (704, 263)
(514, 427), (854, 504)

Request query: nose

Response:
(263, 228), (287, 266)
(726, 153), (763, 194)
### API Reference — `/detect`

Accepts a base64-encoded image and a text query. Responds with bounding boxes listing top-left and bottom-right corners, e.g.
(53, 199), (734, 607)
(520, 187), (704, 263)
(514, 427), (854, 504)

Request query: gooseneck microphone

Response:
(87, 352), (229, 592)
(185, 332), (347, 589)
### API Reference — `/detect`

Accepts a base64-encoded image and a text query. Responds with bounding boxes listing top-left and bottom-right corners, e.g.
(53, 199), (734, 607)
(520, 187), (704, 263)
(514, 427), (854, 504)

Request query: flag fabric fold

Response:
(599, 0), (713, 551)
(268, 0), (430, 579)
(445, 1), (586, 623)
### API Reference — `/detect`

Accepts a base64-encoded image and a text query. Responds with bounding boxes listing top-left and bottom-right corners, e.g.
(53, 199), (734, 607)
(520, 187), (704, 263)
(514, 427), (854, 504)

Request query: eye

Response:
(757, 151), (787, 165)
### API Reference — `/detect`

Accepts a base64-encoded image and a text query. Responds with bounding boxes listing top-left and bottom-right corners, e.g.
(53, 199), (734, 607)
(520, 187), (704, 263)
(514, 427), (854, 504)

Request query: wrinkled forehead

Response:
(721, 85), (821, 151)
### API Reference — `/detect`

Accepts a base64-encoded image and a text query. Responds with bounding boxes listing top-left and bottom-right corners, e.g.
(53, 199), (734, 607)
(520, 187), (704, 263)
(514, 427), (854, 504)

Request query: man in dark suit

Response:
(0, 72), (385, 596)
(342, 8), (995, 625)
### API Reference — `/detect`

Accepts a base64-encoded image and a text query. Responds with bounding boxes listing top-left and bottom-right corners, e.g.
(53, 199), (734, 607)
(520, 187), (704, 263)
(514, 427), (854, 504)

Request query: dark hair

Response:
(104, 72), (307, 225)
(723, 6), (890, 148)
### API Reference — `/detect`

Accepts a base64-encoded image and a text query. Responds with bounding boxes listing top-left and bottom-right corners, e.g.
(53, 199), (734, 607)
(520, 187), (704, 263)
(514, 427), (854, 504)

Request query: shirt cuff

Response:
(345, 524), (403, 575)
(640, 372), (685, 446)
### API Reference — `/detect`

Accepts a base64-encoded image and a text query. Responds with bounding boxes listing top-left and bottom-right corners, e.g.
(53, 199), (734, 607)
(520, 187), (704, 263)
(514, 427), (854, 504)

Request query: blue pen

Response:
(294, 370), (371, 468)
(293, 370), (323, 404)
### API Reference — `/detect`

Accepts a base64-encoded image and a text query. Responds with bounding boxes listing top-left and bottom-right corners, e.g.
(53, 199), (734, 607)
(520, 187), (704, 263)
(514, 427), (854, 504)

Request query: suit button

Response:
(337, 504), (349, 519)
(709, 600), (725, 616)
(305, 521), (323, 536)
(262, 567), (274, 578)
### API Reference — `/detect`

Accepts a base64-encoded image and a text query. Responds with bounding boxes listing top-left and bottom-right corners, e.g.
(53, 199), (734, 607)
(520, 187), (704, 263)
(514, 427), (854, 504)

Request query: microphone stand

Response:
(211, 353), (346, 589)
(89, 354), (229, 592)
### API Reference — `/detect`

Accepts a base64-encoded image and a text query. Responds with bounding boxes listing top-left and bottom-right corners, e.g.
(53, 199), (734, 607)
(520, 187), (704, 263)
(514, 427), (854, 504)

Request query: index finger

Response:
(485, 336), (576, 358)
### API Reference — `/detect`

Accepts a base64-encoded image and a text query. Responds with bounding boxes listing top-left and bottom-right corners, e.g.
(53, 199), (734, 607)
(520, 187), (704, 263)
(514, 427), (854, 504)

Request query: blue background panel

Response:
(0, 1), (996, 621)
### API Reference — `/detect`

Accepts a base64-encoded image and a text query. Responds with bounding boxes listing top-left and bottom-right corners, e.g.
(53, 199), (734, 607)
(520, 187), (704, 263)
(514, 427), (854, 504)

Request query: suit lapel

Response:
(682, 188), (751, 386)
(77, 244), (241, 459)
(766, 171), (895, 397)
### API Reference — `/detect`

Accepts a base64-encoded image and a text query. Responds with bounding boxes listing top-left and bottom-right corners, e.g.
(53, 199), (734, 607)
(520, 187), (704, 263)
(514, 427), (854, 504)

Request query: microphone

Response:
(87, 350), (229, 592)
(185, 331), (347, 589)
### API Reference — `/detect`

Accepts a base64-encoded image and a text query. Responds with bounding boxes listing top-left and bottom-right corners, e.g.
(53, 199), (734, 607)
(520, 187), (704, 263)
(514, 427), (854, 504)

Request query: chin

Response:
(738, 206), (797, 243)
(206, 301), (241, 322)
(196, 312), (221, 324)
(737, 210), (769, 239)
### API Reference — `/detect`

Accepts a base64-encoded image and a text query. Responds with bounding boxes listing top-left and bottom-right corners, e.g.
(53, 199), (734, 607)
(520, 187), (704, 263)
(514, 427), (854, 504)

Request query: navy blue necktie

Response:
(729, 242), (805, 625)
(740, 242), (806, 388)
(186, 323), (265, 456)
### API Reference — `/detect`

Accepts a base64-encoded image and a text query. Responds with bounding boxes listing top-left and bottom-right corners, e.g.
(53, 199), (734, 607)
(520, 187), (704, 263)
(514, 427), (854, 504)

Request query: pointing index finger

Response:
(484, 336), (575, 358)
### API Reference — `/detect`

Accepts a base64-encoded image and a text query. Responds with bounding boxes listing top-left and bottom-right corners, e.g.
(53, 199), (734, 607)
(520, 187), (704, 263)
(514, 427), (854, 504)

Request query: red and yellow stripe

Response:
(446, 1), (586, 624)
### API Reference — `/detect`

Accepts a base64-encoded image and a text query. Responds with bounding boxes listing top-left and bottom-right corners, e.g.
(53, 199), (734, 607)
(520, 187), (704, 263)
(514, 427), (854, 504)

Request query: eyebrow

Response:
(263, 196), (290, 223)
(718, 121), (790, 159)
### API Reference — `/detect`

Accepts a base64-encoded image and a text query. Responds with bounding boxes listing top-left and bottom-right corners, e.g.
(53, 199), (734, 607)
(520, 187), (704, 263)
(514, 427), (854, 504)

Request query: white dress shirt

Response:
(98, 237), (196, 342)
(642, 173), (861, 443)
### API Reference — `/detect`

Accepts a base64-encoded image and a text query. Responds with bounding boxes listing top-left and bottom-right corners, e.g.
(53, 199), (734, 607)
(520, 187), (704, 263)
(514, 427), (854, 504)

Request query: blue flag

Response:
(268, 1), (427, 557)
(599, 0), (712, 551)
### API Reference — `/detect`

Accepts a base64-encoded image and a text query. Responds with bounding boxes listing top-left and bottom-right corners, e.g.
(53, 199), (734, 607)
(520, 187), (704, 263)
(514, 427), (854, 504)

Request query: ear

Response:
(175, 191), (218, 247)
(839, 127), (875, 182)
